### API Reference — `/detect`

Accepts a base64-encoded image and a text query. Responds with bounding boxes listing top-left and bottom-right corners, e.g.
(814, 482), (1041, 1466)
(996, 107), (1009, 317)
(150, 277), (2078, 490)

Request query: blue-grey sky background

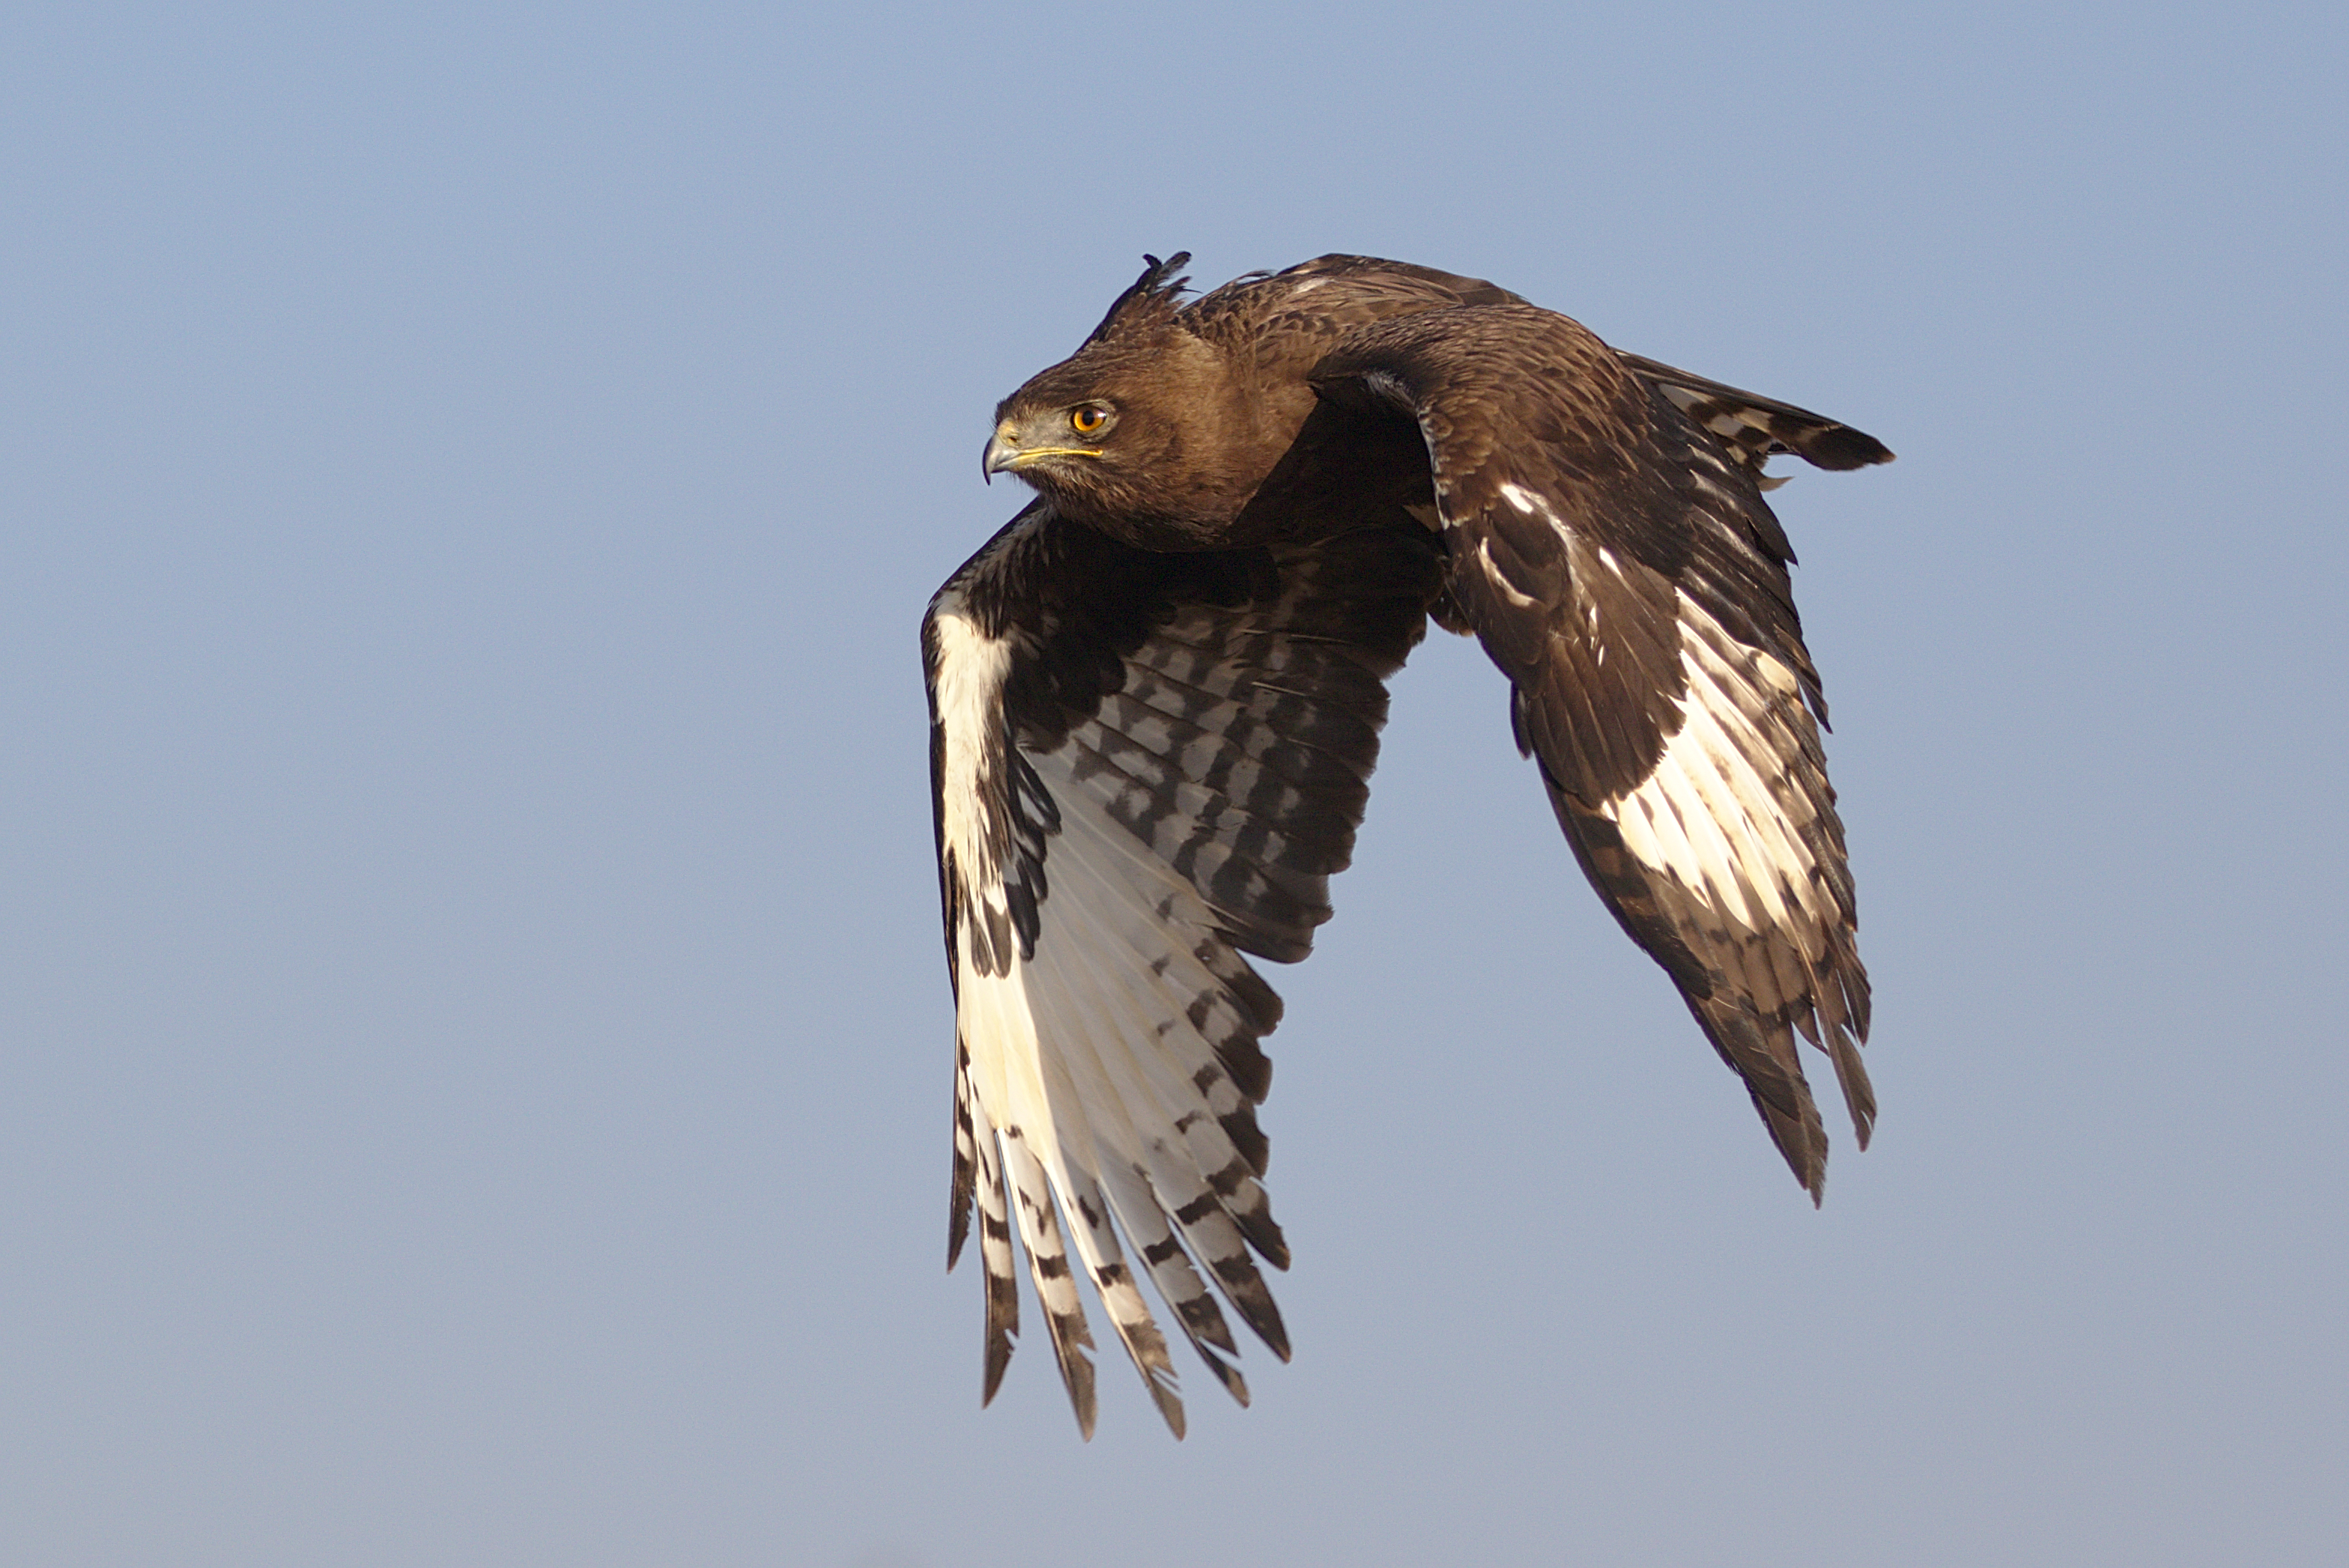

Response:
(5, 3), (2344, 1564)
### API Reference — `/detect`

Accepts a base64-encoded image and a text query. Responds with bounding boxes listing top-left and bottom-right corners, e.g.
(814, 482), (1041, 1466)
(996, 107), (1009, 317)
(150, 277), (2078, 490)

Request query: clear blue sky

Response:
(5, 3), (2343, 1564)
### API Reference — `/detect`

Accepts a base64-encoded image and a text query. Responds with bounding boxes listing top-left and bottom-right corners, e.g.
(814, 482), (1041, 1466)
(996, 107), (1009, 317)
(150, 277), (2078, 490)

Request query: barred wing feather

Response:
(924, 502), (1439, 1436)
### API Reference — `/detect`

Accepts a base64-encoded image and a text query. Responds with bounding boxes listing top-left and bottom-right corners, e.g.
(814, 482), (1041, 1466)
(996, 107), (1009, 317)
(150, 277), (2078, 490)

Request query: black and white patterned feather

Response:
(925, 501), (1440, 1436)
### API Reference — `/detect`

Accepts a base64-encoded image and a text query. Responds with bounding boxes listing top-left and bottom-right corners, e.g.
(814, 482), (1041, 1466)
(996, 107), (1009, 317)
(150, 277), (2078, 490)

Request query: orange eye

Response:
(1070, 404), (1109, 435)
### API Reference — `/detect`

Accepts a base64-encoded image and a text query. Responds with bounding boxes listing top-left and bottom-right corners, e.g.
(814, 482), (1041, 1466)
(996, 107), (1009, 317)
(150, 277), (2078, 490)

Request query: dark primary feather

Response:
(1619, 352), (1894, 484)
(933, 253), (1893, 1433)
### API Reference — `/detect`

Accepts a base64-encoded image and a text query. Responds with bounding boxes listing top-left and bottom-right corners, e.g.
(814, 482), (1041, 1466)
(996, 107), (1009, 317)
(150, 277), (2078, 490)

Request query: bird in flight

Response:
(923, 253), (1892, 1437)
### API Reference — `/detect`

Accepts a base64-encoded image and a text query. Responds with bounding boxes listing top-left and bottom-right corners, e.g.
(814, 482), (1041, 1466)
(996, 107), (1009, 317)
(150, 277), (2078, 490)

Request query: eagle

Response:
(923, 253), (1892, 1438)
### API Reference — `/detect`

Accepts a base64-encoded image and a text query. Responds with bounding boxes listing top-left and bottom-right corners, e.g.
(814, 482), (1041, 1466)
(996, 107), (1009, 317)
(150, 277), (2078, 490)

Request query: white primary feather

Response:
(942, 662), (1289, 1436)
(1599, 594), (1829, 937)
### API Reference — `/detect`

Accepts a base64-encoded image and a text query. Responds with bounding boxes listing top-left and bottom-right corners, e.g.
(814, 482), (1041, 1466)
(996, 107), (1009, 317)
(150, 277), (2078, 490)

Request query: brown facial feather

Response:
(990, 255), (1530, 550)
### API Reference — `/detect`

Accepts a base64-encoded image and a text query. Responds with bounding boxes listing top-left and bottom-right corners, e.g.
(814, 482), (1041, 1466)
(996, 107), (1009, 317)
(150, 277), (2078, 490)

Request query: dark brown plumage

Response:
(933, 252), (1893, 1436)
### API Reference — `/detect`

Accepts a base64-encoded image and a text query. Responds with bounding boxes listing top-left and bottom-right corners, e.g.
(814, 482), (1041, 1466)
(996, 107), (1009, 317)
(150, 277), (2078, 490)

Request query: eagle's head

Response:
(983, 254), (1278, 550)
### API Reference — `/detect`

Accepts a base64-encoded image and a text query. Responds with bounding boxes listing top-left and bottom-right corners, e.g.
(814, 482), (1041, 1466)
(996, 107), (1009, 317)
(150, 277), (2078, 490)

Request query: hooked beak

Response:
(983, 419), (1100, 483)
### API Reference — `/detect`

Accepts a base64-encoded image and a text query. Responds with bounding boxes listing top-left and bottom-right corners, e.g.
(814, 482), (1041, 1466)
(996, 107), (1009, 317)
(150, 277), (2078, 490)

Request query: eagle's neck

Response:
(1050, 329), (1288, 551)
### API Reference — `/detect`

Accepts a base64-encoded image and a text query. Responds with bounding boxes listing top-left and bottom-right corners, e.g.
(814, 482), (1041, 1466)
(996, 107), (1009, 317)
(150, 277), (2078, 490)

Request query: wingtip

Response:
(1808, 425), (1895, 470)
(1846, 1090), (1878, 1153)
(1237, 1206), (1290, 1271)
(1787, 1135), (1828, 1208)
(1195, 1350), (1252, 1409)
(1148, 1377), (1188, 1439)
(981, 1329), (1013, 1407)
(1777, 1118), (1831, 1206)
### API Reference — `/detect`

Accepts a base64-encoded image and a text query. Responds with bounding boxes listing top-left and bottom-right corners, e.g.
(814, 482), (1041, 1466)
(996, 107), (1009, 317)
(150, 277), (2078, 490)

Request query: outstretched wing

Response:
(924, 501), (1440, 1436)
(1314, 305), (1889, 1198)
